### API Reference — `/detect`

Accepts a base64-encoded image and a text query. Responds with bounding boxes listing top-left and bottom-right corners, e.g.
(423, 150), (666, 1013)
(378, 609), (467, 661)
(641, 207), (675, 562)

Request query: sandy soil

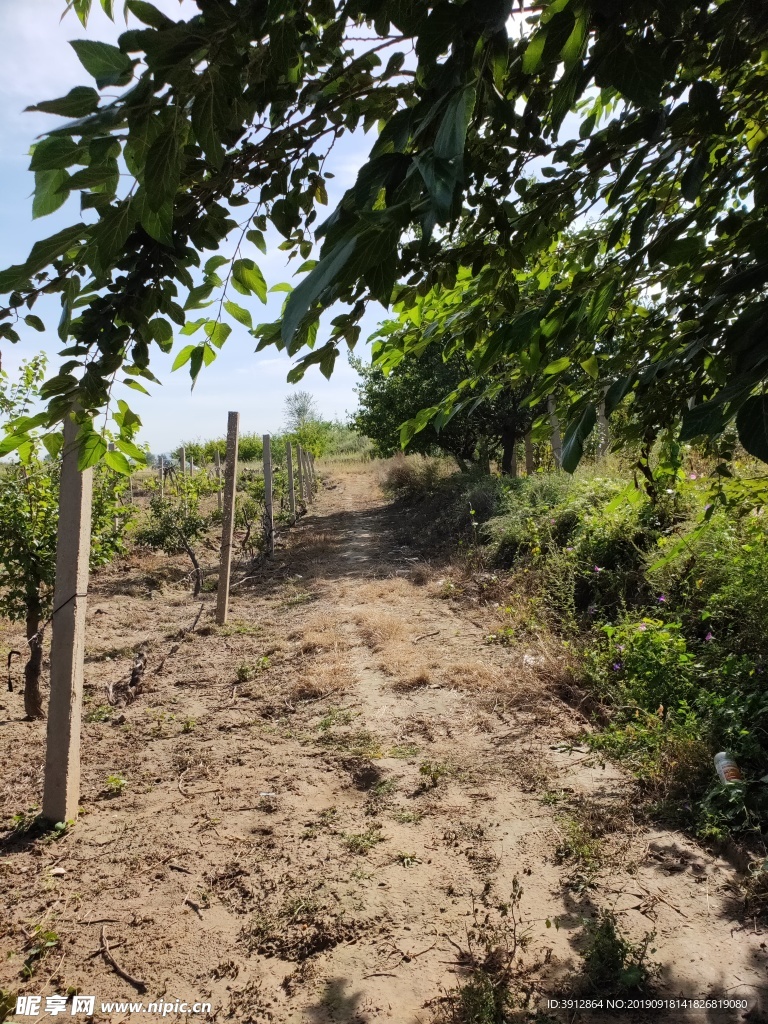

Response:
(1, 464), (766, 1024)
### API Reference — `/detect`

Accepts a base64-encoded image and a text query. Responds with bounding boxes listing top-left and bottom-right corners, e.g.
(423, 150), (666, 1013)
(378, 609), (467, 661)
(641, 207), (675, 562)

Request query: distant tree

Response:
(284, 392), (320, 432)
(352, 349), (534, 472)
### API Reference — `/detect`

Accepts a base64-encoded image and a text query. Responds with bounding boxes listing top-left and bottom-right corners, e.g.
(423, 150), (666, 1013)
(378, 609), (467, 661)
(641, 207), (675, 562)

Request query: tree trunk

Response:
(547, 396), (563, 470)
(524, 432), (534, 475)
(598, 401), (610, 456)
(24, 598), (45, 720)
(453, 454), (471, 473)
(501, 432), (517, 475)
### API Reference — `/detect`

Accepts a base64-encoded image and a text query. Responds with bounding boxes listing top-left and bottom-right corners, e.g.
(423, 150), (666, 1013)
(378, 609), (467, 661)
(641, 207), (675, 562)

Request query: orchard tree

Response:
(0, 356), (131, 718)
(0, 1), (767, 467)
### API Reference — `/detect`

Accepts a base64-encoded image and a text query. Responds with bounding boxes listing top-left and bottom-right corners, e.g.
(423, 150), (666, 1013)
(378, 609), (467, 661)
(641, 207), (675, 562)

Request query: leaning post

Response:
(263, 434), (274, 557)
(42, 413), (94, 824)
(286, 441), (296, 524)
(216, 412), (240, 626)
(303, 449), (313, 504)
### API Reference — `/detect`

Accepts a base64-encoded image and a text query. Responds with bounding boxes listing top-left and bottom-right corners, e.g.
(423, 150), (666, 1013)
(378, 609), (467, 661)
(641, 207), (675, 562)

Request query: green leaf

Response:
(224, 300), (253, 329)
(144, 126), (182, 211)
(736, 396), (768, 464)
(124, 0), (173, 29)
(33, 170), (69, 219)
(24, 315), (45, 332)
(191, 83), (225, 170)
(27, 86), (100, 118)
(542, 356), (571, 375)
(114, 437), (146, 461)
(562, 403), (597, 473)
(595, 40), (666, 108)
(246, 229), (267, 254)
(122, 378), (151, 395)
(232, 259), (267, 302)
(30, 137), (83, 172)
(281, 235), (357, 347)
(42, 432), (64, 459)
(69, 40), (134, 89)
(679, 399), (729, 442)
(522, 28), (548, 74)
(580, 354), (599, 379)
(171, 344), (196, 370)
(104, 448), (132, 474)
(204, 321), (232, 349)
(27, 224), (85, 274)
(76, 428), (107, 469)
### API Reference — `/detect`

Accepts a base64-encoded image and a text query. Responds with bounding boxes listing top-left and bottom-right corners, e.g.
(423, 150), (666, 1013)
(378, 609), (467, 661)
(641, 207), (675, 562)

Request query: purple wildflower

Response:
(658, 594), (666, 604)
(705, 632), (713, 642)
(612, 662), (622, 671)
(637, 623), (647, 631)
(594, 565), (603, 573)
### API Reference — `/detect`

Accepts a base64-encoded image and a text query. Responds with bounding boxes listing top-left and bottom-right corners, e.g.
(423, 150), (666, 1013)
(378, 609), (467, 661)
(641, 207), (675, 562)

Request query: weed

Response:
(315, 728), (383, 758)
(395, 851), (421, 867)
(0, 989), (16, 1023)
(181, 717), (196, 733)
(316, 706), (356, 731)
(21, 926), (60, 979)
(580, 910), (656, 996)
(392, 809), (423, 824)
(557, 811), (606, 868)
(419, 759), (451, 789)
(104, 774), (127, 796)
(389, 743), (419, 759)
(84, 704), (113, 723)
(344, 825), (386, 855)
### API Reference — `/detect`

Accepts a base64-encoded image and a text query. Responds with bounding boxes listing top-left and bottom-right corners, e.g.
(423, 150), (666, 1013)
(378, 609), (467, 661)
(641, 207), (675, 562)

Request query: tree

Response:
(0, 356), (130, 718)
(284, 391), (319, 432)
(352, 345), (535, 472)
(1, 1), (768, 468)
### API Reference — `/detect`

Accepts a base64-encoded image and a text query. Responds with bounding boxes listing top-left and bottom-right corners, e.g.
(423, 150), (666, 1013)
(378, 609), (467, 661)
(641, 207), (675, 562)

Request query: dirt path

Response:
(1, 464), (766, 1023)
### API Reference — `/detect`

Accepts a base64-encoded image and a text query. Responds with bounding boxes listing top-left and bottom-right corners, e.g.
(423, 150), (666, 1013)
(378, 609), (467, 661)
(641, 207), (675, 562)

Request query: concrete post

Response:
(263, 434), (274, 557)
(303, 449), (313, 503)
(510, 445), (518, 478)
(216, 412), (240, 626)
(286, 441), (296, 524)
(214, 449), (222, 514)
(598, 401), (610, 457)
(159, 455), (164, 499)
(42, 413), (94, 824)
(180, 446), (186, 478)
(296, 444), (305, 508)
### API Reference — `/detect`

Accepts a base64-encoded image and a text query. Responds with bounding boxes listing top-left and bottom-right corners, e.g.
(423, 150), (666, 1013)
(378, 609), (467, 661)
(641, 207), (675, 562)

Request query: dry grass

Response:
(354, 610), (409, 651)
(439, 659), (503, 691)
(286, 653), (357, 703)
(296, 611), (348, 654)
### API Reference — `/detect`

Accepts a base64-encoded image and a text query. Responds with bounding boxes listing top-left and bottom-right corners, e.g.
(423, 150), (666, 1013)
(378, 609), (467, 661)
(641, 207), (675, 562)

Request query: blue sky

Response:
(0, 1), (383, 451)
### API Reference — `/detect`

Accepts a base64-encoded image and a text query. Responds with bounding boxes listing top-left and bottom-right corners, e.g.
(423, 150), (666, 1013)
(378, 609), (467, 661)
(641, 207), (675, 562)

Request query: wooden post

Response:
(263, 434), (274, 557)
(159, 455), (164, 499)
(547, 395), (563, 470)
(42, 413), (94, 824)
(303, 449), (313, 503)
(216, 412), (240, 626)
(214, 449), (222, 514)
(286, 441), (296, 524)
(296, 444), (305, 507)
(524, 433), (534, 476)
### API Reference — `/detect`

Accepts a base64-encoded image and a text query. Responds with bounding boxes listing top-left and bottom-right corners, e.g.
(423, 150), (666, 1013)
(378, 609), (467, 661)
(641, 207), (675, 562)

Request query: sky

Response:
(0, 0), (384, 451)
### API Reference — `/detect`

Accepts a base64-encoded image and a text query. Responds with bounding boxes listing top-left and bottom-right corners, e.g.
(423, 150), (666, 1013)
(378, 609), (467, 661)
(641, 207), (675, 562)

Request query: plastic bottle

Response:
(714, 752), (742, 784)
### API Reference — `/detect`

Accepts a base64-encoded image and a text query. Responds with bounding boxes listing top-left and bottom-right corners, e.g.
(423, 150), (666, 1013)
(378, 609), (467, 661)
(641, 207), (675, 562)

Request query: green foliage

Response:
(580, 912), (656, 996)
(104, 773), (127, 795)
(134, 477), (210, 592)
(22, 926), (61, 979)
(0, 356), (131, 717)
(4, 1), (768, 473)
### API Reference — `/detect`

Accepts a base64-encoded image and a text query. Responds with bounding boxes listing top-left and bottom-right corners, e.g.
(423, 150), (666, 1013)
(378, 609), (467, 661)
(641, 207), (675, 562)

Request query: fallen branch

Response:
(155, 604), (205, 675)
(413, 631), (440, 643)
(99, 926), (146, 993)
